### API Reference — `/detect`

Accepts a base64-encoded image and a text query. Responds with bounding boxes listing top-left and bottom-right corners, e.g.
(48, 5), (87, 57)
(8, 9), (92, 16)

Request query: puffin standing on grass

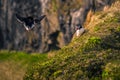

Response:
(75, 24), (85, 37)
(16, 14), (46, 31)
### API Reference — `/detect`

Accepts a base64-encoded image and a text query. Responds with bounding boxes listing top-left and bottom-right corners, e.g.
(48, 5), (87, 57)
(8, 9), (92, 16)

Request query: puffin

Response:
(16, 14), (46, 31)
(75, 24), (85, 36)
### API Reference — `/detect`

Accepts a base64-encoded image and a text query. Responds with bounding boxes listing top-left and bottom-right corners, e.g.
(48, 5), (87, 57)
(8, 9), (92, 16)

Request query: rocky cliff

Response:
(0, 0), (114, 53)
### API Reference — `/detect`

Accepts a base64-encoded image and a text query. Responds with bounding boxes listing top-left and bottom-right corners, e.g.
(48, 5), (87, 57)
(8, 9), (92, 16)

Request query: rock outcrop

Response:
(0, 0), (114, 53)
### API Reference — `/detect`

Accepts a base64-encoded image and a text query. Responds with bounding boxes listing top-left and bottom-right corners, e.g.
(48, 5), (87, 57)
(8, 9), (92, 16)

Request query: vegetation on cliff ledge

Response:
(0, 0), (120, 80)
(24, 1), (120, 80)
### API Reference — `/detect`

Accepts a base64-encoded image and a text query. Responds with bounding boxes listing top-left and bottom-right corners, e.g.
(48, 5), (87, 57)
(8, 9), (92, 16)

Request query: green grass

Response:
(94, 26), (100, 31)
(1, 1), (120, 80)
(24, 27), (120, 79)
(0, 50), (47, 80)
(0, 50), (47, 63)
(102, 62), (120, 80)
(24, 1), (120, 79)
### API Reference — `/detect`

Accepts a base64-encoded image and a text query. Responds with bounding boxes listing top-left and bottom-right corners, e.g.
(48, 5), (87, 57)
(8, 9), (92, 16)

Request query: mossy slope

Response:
(24, 1), (120, 80)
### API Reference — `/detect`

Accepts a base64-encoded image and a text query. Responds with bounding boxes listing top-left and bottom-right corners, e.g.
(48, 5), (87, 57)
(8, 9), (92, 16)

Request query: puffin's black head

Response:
(75, 24), (82, 30)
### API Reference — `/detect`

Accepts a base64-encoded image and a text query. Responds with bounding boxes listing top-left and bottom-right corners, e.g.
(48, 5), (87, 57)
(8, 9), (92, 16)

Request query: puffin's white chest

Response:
(76, 28), (85, 36)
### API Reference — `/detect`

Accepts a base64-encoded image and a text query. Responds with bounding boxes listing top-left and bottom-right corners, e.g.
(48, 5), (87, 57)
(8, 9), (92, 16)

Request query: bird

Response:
(75, 24), (85, 36)
(75, 24), (82, 31)
(15, 14), (46, 31)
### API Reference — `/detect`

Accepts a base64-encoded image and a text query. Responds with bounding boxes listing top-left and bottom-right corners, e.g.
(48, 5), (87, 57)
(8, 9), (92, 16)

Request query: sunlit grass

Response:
(0, 50), (48, 80)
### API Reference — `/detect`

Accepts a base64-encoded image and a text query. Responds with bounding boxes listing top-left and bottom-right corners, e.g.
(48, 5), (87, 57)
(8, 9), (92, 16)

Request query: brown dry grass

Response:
(85, 1), (120, 32)
(0, 61), (26, 80)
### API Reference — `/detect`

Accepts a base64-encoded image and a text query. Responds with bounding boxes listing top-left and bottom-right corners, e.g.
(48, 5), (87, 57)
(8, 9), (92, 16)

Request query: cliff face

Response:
(0, 0), (114, 53)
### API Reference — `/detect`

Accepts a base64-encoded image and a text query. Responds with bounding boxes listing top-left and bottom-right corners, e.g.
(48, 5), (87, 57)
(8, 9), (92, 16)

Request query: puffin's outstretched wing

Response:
(15, 14), (25, 23)
(34, 15), (46, 23)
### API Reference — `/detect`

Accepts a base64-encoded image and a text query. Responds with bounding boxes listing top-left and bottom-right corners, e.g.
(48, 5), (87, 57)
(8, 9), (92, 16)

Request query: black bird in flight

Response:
(16, 14), (46, 31)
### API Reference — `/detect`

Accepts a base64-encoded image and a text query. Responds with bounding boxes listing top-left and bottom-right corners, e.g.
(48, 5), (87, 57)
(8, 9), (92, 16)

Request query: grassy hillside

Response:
(24, 1), (120, 80)
(0, 50), (47, 80)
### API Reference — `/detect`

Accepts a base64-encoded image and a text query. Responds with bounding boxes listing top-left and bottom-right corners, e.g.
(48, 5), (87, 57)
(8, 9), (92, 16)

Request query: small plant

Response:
(102, 62), (120, 80)
(83, 37), (102, 51)
(117, 26), (120, 31)
(106, 17), (119, 23)
(94, 26), (100, 31)
(52, 0), (58, 12)
(53, 70), (62, 77)
(87, 37), (101, 45)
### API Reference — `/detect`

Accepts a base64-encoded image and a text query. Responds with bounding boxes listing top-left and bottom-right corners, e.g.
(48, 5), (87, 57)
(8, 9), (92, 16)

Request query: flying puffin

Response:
(16, 14), (46, 31)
